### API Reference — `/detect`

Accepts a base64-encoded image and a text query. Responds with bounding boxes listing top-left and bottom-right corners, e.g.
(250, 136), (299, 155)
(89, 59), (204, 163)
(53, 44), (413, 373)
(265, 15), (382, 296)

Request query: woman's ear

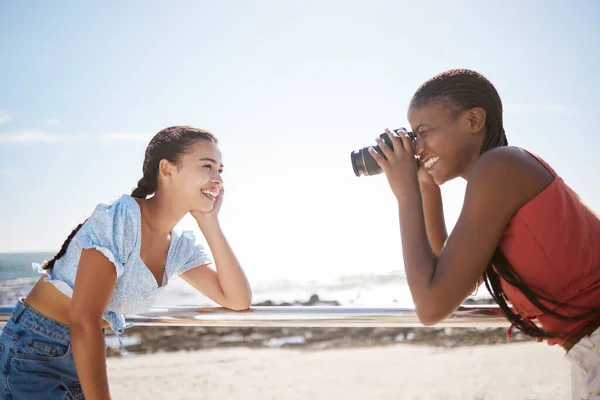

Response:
(466, 107), (487, 134)
(158, 159), (175, 180)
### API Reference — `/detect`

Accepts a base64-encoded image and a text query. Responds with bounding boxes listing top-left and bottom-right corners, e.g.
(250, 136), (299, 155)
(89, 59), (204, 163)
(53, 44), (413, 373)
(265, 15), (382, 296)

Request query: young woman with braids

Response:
(369, 69), (600, 398)
(0, 126), (252, 399)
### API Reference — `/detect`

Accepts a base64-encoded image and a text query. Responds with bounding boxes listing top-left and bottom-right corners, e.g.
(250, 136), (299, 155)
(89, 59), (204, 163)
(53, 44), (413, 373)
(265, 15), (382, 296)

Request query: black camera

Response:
(350, 129), (416, 177)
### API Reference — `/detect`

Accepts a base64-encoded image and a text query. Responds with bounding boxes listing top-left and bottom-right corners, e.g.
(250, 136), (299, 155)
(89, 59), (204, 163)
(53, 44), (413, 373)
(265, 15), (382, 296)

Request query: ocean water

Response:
(0, 252), (55, 307)
(0, 252), (491, 309)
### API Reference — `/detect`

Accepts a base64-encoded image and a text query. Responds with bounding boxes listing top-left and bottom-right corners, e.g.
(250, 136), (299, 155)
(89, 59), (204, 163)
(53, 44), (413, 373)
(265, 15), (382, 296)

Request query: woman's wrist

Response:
(419, 179), (440, 195)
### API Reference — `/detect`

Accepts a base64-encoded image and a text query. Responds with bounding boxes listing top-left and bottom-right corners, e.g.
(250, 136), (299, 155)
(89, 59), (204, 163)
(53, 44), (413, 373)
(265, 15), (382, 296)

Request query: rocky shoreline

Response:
(105, 295), (534, 358)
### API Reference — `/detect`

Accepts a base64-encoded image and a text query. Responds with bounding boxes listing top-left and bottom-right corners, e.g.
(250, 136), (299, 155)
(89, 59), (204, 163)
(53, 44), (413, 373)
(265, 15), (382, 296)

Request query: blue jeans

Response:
(0, 299), (84, 399)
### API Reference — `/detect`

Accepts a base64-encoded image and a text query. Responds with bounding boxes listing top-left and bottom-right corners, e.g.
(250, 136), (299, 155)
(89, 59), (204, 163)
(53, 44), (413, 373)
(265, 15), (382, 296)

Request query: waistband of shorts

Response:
(9, 298), (71, 342)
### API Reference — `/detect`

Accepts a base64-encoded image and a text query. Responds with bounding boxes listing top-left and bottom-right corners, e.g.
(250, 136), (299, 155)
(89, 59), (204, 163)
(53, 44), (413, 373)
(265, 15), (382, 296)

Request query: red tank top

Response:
(497, 149), (600, 346)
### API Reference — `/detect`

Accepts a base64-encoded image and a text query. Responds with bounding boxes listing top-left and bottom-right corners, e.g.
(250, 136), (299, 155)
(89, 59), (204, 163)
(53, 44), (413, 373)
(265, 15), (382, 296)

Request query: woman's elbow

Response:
(228, 304), (251, 311)
(226, 294), (253, 311)
(415, 305), (450, 327)
(68, 309), (103, 335)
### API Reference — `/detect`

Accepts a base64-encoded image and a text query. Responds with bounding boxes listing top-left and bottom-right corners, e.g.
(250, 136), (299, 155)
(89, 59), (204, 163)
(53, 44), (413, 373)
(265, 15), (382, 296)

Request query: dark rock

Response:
(253, 294), (340, 307)
(105, 324), (533, 358)
(463, 297), (496, 305)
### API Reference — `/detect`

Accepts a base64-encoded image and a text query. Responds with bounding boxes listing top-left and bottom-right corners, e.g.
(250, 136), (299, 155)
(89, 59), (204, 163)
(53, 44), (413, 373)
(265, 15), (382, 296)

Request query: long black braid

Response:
(410, 69), (599, 339)
(43, 126), (218, 270)
(43, 220), (88, 270)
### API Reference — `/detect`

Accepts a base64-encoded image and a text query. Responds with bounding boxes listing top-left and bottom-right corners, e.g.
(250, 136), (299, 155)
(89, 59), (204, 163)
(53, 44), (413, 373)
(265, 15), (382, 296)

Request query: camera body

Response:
(351, 129), (416, 177)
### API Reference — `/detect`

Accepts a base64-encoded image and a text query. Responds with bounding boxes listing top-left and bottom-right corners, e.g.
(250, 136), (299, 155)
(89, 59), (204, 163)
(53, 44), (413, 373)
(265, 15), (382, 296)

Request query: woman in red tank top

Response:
(368, 69), (600, 398)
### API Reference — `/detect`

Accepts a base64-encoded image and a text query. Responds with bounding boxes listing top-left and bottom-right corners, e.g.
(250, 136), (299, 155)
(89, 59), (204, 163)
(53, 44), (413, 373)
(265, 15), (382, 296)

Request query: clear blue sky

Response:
(1, 1), (599, 282)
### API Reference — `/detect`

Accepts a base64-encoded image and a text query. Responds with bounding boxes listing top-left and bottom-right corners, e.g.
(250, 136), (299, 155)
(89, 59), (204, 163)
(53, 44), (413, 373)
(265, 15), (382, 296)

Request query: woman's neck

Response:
(138, 192), (187, 235)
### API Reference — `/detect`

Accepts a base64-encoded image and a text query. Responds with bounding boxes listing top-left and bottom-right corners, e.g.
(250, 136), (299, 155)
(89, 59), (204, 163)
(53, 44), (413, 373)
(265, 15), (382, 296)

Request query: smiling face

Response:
(408, 100), (487, 184)
(160, 139), (224, 213)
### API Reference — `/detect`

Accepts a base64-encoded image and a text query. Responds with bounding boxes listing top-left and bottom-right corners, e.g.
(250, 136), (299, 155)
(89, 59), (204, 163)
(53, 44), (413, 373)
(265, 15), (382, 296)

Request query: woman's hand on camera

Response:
(368, 128), (420, 201)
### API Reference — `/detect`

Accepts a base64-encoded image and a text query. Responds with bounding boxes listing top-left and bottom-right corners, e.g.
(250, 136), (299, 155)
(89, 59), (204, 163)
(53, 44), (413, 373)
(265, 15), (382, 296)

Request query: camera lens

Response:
(350, 129), (415, 177)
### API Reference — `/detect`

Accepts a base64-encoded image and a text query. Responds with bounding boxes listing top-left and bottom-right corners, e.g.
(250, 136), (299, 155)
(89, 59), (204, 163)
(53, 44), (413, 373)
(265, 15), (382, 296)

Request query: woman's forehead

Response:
(408, 102), (447, 124)
(186, 140), (222, 161)
(408, 100), (459, 126)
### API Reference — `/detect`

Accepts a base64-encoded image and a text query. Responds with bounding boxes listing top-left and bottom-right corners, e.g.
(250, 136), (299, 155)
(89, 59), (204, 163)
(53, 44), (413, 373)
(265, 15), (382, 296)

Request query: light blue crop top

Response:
(32, 194), (213, 353)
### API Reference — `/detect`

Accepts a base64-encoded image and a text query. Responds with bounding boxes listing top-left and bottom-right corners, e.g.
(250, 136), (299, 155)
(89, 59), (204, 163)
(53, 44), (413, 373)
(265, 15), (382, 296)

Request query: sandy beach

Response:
(102, 297), (571, 399)
(107, 342), (571, 400)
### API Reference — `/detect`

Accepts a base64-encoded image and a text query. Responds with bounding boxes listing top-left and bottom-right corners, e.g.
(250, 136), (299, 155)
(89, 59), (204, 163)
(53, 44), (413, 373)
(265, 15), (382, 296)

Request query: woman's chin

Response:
(433, 173), (445, 185)
(192, 203), (214, 214)
(434, 170), (460, 186)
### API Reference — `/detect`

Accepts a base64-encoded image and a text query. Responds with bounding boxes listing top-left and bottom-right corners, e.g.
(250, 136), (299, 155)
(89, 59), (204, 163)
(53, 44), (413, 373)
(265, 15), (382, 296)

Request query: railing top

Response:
(1, 305), (510, 328)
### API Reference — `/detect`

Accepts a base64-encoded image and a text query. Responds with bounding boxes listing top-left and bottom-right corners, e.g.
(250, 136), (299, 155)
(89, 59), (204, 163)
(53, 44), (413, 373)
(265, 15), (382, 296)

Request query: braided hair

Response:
(42, 126), (218, 270)
(410, 69), (598, 339)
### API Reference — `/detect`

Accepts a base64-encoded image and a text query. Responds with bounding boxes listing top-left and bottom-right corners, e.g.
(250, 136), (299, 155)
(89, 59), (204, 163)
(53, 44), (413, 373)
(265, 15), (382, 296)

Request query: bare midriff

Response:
(23, 277), (111, 329)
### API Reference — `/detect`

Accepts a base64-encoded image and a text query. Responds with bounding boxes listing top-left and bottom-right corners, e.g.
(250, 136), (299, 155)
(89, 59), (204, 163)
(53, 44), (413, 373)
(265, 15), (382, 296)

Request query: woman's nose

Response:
(213, 173), (223, 189)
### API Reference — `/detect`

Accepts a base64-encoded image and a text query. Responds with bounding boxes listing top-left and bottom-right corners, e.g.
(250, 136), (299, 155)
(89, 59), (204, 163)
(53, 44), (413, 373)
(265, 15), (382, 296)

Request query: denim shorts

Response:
(566, 326), (600, 400)
(0, 299), (84, 399)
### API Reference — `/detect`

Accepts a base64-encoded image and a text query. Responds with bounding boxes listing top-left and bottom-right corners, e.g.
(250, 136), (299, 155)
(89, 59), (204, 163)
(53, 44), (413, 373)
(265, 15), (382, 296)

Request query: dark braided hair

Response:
(43, 221), (88, 270)
(42, 126), (218, 270)
(410, 68), (508, 154)
(410, 69), (598, 339)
